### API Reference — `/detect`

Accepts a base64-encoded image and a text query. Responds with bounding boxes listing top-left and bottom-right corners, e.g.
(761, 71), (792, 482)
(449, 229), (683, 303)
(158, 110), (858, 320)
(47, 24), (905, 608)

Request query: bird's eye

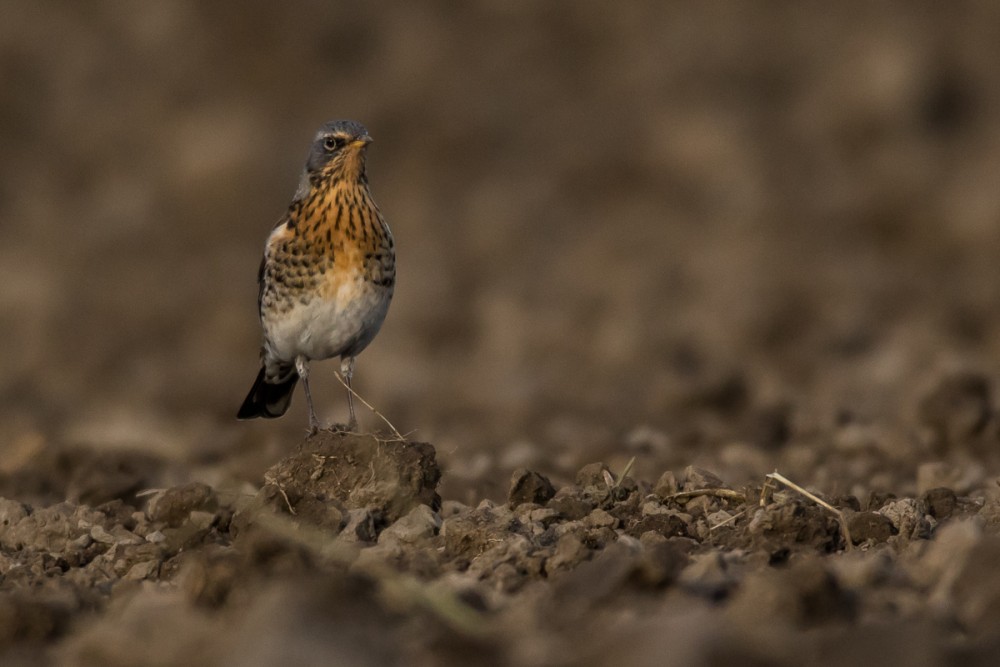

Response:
(323, 136), (343, 151)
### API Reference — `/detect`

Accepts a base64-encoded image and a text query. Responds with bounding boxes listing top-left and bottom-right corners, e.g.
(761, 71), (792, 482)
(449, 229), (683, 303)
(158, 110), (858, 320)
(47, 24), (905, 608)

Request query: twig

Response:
(765, 471), (853, 551)
(275, 483), (297, 515)
(333, 371), (405, 441)
(613, 456), (637, 489)
(759, 475), (776, 506)
(709, 508), (746, 531)
(264, 471), (297, 515)
(663, 488), (747, 503)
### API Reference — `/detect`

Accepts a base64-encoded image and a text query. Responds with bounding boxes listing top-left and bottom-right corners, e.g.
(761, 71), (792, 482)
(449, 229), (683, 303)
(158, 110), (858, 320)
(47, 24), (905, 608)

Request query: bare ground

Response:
(4, 2), (1000, 665)
(3, 426), (1000, 666)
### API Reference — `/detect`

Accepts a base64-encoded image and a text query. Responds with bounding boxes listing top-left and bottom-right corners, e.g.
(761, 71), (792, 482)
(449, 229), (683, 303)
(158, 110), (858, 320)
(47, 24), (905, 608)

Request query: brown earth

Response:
(3, 431), (1000, 666)
(4, 2), (1000, 665)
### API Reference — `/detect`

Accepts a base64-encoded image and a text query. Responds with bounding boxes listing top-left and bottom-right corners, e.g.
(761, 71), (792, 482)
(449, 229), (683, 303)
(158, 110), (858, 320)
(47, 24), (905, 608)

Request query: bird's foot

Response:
(330, 420), (360, 434)
(305, 416), (326, 436)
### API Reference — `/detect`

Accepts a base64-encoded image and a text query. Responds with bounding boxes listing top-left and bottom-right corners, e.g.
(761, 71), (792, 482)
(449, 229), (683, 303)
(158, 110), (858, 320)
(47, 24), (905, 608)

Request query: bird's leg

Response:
(295, 355), (320, 434)
(341, 356), (357, 431)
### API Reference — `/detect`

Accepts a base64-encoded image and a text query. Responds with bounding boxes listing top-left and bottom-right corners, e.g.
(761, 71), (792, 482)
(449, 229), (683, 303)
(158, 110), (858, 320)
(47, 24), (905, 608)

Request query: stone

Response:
(921, 487), (958, 520)
(507, 468), (556, 508)
(378, 505), (441, 546)
(147, 483), (218, 527)
(846, 511), (896, 544)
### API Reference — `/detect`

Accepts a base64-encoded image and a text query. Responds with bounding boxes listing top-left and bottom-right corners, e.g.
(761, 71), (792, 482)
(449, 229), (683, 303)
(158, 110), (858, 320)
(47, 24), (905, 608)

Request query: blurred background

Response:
(2, 1), (1000, 501)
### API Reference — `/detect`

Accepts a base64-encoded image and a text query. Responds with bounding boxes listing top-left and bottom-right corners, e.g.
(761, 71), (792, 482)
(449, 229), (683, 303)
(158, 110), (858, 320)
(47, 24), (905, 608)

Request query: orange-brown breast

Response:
(268, 178), (393, 303)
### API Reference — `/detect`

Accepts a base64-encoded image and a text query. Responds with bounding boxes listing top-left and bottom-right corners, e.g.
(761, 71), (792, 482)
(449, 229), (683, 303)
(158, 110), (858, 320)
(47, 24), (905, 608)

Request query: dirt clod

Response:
(547, 489), (593, 521)
(378, 504), (441, 546)
(507, 468), (556, 509)
(148, 482), (218, 527)
(575, 463), (612, 489)
(239, 431), (441, 536)
(847, 511), (897, 544)
(921, 487), (959, 520)
(683, 466), (726, 491)
(653, 470), (679, 499)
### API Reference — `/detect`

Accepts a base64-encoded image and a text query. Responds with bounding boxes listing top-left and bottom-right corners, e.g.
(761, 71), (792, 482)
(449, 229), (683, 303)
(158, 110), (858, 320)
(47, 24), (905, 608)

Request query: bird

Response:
(237, 119), (395, 433)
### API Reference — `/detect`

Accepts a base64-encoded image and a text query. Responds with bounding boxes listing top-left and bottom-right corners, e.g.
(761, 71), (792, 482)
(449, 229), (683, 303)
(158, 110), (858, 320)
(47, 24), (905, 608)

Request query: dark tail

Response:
(237, 366), (298, 420)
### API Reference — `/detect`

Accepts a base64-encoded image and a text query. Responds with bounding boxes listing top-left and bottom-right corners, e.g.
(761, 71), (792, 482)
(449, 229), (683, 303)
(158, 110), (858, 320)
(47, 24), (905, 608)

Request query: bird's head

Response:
(304, 119), (373, 184)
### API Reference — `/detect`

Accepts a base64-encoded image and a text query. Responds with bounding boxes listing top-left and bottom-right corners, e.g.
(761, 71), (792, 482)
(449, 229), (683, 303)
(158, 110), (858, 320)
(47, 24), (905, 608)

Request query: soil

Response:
(3, 431), (1000, 666)
(4, 3), (1000, 666)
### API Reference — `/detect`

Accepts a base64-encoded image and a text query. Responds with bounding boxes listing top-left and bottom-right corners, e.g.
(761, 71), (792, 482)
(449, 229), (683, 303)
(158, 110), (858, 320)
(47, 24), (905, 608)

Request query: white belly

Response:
(263, 276), (392, 363)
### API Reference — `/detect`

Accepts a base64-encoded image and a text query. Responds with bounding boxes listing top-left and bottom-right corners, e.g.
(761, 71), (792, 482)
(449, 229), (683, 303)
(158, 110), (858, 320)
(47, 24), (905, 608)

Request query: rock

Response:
(439, 500), (468, 519)
(547, 533), (591, 571)
(653, 471), (679, 499)
(68, 534), (93, 551)
(340, 509), (378, 543)
(147, 483), (218, 527)
(584, 508), (618, 530)
(90, 524), (143, 546)
(1, 503), (104, 553)
(548, 490), (593, 521)
(0, 499), (29, 531)
(878, 499), (932, 541)
(747, 502), (843, 552)
(582, 526), (618, 550)
(507, 468), (556, 508)
(641, 501), (668, 516)
(978, 497), (1000, 531)
(684, 494), (721, 514)
(627, 511), (691, 539)
(378, 505), (441, 546)
(442, 505), (520, 560)
(575, 463), (612, 489)
(921, 487), (958, 520)
(261, 491), (345, 533)
(610, 476), (638, 501)
(239, 432), (440, 534)
(682, 466), (725, 491)
(846, 511), (896, 544)
(187, 511), (217, 532)
(469, 534), (544, 592)
(526, 508), (560, 530)
(123, 560), (160, 581)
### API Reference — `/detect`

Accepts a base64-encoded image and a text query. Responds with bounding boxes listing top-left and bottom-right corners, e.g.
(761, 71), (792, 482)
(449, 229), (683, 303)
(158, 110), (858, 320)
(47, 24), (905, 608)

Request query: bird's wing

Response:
(256, 253), (266, 316)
